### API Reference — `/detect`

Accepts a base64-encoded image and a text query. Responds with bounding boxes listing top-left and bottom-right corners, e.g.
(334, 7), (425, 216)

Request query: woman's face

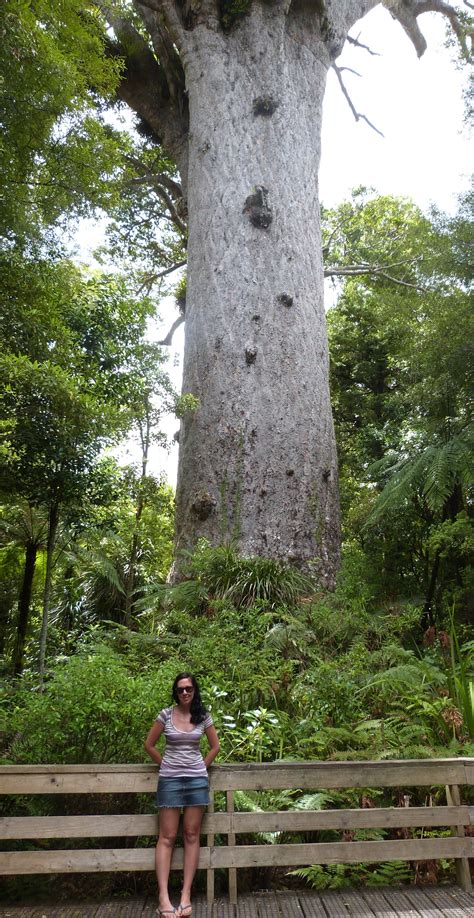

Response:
(176, 678), (194, 705)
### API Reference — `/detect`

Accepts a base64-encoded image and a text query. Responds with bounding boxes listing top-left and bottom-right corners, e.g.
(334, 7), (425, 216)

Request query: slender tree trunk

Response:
(123, 410), (150, 625)
(39, 504), (59, 685)
(175, 11), (340, 585)
(12, 541), (38, 675)
(422, 548), (440, 629)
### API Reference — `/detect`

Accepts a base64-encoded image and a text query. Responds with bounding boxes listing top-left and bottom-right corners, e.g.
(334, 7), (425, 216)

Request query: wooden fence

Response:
(1, 758), (472, 904)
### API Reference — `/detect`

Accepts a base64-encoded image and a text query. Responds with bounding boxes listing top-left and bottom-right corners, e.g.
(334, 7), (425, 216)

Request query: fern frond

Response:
(366, 423), (473, 523)
(293, 792), (336, 810)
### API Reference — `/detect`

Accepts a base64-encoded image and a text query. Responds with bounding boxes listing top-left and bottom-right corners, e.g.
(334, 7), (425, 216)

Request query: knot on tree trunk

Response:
(253, 96), (279, 117)
(243, 186), (272, 229)
(191, 491), (217, 520)
(277, 293), (294, 308)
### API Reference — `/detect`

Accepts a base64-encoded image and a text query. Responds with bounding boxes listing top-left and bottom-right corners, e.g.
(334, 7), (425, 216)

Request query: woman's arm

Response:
(144, 719), (165, 765)
(203, 724), (220, 769)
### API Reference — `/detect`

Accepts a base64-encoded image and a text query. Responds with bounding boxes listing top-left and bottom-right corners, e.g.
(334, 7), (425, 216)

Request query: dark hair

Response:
(172, 672), (208, 724)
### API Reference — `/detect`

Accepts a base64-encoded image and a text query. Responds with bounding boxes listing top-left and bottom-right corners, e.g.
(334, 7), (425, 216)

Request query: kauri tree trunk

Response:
(108, 0), (467, 586)
(176, 11), (339, 583)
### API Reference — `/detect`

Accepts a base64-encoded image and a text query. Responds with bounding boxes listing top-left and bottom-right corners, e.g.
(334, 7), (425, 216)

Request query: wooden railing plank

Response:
(0, 846), (205, 875)
(1, 806), (471, 840)
(0, 814), (160, 839)
(208, 836), (473, 868)
(210, 760), (469, 790)
(228, 805), (473, 833)
(447, 784), (472, 893)
(226, 789), (237, 906)
(1, 758), (472, 899)
(0, 758), (471, 793)
(0, 772), (157, 794)
(206, 782), (215, 911)
(1, 836), (472, 876)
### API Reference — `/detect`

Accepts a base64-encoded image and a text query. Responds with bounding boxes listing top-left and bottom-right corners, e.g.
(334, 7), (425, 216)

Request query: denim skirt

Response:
(156, 774), (210, 809)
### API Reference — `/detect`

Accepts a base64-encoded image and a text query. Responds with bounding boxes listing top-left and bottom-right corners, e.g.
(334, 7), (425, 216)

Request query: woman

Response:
(145, 672), (220, 917)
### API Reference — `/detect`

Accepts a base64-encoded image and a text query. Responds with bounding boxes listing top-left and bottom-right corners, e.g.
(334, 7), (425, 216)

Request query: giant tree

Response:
(99, 0), (470, 585)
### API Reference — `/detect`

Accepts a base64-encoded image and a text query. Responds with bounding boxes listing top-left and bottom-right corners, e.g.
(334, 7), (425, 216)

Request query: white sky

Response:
(91, 6), (471, 486)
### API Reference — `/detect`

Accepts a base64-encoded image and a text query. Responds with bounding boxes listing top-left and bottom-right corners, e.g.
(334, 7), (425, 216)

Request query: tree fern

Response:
(367, 423), (473, 522)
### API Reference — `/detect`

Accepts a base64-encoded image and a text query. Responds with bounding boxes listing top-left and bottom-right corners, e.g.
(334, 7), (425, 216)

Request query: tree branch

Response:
(332, 64), (384, 136)
(416, 1), (473, 59)
(133, 0), (186, 106)
(137, 260), (187, 294)
(324, 262), (428, 291)
(123, 154), (183, 197)
(383, 0), (472, 59)
(158, 313), (185, 345)
(100, 3), (189, 185)
(346, 33), (381, 55)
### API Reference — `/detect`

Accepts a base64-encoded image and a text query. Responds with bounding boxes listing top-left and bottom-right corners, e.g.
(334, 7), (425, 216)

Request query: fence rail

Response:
(1, 758), (472, 903)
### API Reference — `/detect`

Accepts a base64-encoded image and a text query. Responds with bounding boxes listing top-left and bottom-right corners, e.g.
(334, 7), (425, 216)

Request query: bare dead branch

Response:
(158, 313), (185, 345)
(346, 33), (381, 55)
(337, 66), (363, 77)
(332, 64), (384, 136)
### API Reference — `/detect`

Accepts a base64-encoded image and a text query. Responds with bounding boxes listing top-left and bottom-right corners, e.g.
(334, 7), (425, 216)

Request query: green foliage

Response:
(367, 427), (473, 521)
(326, 189), (473, 618)
(291, 858), (423, 890)
(168, 541), (312, 611)
(1, 643), (180, 764)
(174, 392), (200, 419)
(290, 863), (351, 890)
(220, 0), (252, 31)
(446, 605), (474, 740)
(174, 275), (187, 311)
(1, 0), (122, 243)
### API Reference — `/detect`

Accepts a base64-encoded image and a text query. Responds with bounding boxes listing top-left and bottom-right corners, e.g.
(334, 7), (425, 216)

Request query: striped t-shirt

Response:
(156, 706), (213, 777)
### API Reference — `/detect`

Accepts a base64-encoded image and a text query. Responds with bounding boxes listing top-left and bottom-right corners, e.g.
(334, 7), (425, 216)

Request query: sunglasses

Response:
(177, 686), (194, 694)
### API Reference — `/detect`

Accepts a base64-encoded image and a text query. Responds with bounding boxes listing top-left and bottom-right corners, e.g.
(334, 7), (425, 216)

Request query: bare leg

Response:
(156, 807), (180, 912)
(180, 805), (205, 913)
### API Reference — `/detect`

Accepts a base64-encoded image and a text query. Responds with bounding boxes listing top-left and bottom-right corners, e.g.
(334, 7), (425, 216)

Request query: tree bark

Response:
(119, 0), (465, 585)
(38, 503), (59, 686)
(123, 409), (151, 626)
(173, 8), (341, 584)
(12, 541), (38, 675)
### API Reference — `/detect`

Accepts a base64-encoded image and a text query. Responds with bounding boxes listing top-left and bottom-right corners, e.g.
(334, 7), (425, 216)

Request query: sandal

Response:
(178, 906), (192, 917)
(156, 910), (176, 916)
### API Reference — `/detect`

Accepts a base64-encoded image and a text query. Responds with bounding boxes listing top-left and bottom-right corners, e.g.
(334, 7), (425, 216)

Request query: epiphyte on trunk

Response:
(191, 491), (217, 520)
(253, 96), (279, 117)
(277, 293), (294, 307)
(245, 346), (258, 365)
(243, 186), (272, 229)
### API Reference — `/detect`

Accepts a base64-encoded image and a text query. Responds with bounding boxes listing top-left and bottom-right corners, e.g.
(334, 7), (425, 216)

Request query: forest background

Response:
(0, 0), (473, 899)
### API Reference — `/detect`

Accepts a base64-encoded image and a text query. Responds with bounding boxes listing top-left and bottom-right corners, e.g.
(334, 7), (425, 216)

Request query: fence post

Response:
(227, 790), (237, 907)
(206, 782), (215, 913)
(446, 783), (472, 892)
